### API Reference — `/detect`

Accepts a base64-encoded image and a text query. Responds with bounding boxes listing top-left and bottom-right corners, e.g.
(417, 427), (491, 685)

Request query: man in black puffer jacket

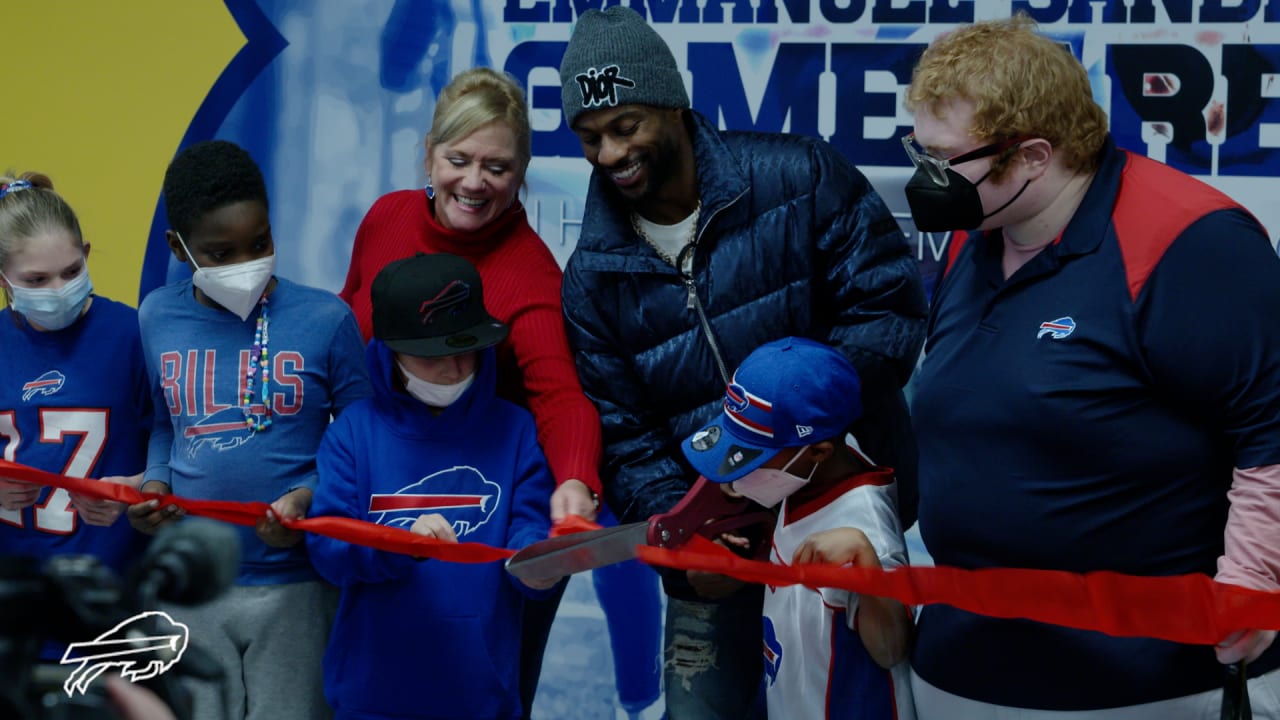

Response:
(559, 8), (928, 719)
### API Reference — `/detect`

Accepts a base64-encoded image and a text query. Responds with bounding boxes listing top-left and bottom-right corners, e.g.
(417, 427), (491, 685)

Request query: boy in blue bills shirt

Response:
(308, 252), (558, 720)
(681, 337), (915, 720)
(126, 140), (372, 720)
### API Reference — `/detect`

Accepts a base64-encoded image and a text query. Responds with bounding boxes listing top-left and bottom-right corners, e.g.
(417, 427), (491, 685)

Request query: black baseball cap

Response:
(371, 252), (509, 357)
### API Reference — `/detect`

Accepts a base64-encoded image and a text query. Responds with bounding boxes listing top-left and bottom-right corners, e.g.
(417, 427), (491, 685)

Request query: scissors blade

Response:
(505, 522), (649, 582)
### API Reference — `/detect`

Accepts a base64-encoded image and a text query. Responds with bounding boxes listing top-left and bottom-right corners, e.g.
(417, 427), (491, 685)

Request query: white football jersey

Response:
(762, 467), (916, 720)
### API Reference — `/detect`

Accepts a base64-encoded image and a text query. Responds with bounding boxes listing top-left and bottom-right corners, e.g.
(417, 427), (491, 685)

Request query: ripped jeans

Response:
(664, 588), (767, 720)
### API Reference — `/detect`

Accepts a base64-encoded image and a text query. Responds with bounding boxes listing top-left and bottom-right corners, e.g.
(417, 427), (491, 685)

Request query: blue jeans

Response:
(664, 589), (767, 720)
(594, 501), (664, 714)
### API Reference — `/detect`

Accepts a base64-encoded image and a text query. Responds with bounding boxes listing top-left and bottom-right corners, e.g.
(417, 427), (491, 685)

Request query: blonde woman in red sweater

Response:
(341, 67), (601, 521)
(338, 67), (613, 718)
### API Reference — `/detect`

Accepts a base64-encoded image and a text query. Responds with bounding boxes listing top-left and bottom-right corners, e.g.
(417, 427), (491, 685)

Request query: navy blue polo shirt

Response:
(912, 136), (1280, 710)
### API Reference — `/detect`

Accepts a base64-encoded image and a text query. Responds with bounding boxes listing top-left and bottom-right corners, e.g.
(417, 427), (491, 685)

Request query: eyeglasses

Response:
(902, 133), (1027, 187)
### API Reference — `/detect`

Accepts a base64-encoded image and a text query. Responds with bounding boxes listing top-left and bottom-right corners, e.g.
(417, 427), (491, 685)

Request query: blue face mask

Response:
(3, 266), (94, 331)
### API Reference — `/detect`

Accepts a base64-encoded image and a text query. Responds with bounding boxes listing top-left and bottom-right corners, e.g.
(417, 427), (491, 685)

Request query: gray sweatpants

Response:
(912, 665), (1280, 720)
(167, 581), (338, 720)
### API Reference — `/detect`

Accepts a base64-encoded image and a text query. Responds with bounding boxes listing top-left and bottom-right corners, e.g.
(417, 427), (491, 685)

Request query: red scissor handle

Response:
(647, 477), (775, 558)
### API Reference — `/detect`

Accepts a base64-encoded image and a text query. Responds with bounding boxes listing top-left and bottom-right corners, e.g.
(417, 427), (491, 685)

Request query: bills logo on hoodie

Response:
(369, 465), (501, 538)
(22, 370), (66, 402)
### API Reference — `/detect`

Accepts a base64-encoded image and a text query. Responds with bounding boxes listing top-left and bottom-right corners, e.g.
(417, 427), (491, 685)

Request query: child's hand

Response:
(126, 481), (183, 534)
(0, 477), (42, 510)
(717, 532), (751, 551)
(256, 488), (310, 548)
(70, 493), (125, 527)
(409, 513), (458, 544)
(792, 527), (882, 569)
(70, 474), (141, 527)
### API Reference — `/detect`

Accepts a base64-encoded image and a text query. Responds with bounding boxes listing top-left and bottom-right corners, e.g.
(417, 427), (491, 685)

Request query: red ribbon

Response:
(638, 535), (1280, 645)
(0, 459), (513, 564)
(7, 459), (1280, 644)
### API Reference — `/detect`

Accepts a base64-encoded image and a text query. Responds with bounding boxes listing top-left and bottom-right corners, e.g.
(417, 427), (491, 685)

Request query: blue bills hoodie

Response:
(308, 339), (555, 720)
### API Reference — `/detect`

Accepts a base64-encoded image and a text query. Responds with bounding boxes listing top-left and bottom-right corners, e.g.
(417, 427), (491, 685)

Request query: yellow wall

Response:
(1, 1), (246, 305)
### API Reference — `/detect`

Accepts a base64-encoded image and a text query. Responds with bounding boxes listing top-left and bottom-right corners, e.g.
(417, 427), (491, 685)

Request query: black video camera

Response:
(0, 518), (241, 720)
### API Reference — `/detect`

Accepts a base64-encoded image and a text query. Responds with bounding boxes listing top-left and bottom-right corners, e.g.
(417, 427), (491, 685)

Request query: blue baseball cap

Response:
(681, 337), (863, 484)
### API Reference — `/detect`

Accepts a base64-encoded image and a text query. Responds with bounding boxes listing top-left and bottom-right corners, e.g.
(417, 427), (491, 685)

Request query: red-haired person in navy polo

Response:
(902, 15), (1280, 720)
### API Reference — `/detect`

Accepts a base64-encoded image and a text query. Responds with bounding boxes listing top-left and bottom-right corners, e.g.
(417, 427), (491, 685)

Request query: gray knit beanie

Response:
(559, 6), (690, 128)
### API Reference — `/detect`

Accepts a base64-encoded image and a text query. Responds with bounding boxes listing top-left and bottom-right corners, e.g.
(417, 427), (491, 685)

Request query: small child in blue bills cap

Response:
(680, 336), (918, 720)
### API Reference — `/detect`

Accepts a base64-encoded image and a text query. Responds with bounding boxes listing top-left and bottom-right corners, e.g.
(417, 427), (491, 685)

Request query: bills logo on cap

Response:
(420, 280), (470, 326)
(575, 65), (635, 108)
(724, 379), (774, 438)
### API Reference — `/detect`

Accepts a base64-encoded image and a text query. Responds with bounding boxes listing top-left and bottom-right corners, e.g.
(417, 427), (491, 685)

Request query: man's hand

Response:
(0, 477), (42, 510)
(126, 481), (183, 535)
(1217, 629), (1277, 664)
(70, 474), (142, 527)
(793, 527), (882, 568)
(520, 574), (563, 591)
(550, 479), (599, 523)
(256, 488), (310, 548)
(409, 513), (459, 544)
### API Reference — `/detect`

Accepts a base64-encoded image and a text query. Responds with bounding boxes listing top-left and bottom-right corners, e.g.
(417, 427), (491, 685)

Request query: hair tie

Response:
(0, 180), (33, 200)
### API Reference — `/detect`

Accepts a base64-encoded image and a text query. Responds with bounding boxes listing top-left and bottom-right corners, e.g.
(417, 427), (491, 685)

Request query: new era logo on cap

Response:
(575, 65), (635, 108)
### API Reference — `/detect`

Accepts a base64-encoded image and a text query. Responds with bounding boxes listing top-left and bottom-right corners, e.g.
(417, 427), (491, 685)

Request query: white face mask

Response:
(398, 361), (475, 408)
(731, 445), (818, 508)
(2, 265), (93, 331)
(175, 232), (274, 321)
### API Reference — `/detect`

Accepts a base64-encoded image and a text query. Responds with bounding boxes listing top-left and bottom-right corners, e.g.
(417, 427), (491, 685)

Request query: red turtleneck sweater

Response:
(339, 189), (602, 494)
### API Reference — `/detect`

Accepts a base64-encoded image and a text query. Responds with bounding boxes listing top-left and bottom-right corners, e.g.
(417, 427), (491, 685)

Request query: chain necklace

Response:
(241, 295), (273, 432)
(631, 202), (701, 267)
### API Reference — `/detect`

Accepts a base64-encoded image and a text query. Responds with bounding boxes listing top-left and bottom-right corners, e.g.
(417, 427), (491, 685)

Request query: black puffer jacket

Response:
(563, 111), (927, 531)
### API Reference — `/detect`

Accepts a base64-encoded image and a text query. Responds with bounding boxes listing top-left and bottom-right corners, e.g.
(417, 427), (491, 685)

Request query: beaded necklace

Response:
(241, 295), (273, 432)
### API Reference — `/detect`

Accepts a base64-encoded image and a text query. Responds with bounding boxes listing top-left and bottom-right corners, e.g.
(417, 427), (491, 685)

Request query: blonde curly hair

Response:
(906, 14), (1108, 181)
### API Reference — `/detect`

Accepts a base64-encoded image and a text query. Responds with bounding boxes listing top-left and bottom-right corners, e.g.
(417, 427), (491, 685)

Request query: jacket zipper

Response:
(678, 189), (747, 386)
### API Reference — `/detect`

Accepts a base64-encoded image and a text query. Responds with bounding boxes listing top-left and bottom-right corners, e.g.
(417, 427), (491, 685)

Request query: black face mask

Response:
(905, 166), (1030, 233)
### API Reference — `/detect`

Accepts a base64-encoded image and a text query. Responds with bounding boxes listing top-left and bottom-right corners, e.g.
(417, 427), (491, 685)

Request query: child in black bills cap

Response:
(308, 252), (559, 720)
